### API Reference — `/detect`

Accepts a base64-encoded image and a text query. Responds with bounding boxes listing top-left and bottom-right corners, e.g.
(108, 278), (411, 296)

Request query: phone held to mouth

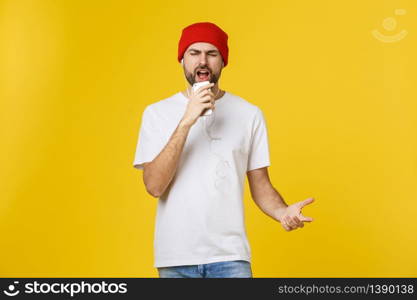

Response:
(192, 81), (212, 116)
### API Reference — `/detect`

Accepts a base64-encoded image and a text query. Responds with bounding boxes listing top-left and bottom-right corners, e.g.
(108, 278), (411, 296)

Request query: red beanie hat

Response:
(178, 22), (229, 67)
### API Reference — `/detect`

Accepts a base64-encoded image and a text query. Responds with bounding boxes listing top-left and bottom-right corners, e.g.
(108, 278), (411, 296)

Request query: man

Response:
(133, 22), (315, 278)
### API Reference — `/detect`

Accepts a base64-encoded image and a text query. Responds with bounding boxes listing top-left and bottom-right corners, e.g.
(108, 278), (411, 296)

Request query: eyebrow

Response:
(188, 48), (219, 54)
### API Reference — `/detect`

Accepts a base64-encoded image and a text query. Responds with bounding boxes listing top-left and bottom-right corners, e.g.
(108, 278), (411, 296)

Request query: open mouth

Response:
(196, 70), (210, 81)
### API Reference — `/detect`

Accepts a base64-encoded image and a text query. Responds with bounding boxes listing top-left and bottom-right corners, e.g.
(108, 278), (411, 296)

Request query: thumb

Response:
(297, 197), (315, 208)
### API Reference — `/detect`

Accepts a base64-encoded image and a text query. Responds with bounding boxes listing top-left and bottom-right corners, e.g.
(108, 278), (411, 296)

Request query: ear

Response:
(181, 58), (184, 66)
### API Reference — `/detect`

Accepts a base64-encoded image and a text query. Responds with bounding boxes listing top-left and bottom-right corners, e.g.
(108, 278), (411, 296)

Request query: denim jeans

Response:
(157, 260), (252, 278)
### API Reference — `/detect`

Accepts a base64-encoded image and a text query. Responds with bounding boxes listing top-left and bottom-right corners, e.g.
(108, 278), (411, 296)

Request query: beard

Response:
(183, 65), (222, 86)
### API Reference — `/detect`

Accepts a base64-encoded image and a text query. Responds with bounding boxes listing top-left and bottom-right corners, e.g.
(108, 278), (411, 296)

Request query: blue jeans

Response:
(157, 260), (252, 278)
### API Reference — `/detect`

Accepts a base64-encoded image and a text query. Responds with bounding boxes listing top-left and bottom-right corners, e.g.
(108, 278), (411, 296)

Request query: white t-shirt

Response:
(133, 91), (270, 268)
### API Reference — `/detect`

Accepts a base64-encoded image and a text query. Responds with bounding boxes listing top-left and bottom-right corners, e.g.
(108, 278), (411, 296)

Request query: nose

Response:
(199, 53), (208, 65)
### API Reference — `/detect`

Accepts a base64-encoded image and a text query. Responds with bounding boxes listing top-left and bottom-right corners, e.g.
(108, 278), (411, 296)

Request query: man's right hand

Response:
(181, 82), (215, 126)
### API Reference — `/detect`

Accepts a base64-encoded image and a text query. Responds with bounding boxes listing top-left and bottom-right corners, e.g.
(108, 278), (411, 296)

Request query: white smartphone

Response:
(192, 81), (212, 116)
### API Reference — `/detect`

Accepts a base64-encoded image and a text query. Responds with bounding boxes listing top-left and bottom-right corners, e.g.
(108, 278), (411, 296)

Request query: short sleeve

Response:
(132, 105), (165, 170)
(247, 107), (271, 171)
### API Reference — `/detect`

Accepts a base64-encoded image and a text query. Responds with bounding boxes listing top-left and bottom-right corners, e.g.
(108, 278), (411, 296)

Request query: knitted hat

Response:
(178, 22), (229, 67)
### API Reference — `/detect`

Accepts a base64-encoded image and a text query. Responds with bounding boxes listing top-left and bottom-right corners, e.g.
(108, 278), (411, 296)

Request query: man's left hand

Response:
(274, 197), (315, 231)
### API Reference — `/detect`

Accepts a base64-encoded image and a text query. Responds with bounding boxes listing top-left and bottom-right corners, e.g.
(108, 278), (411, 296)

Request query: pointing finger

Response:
(299, 214), (314, 222)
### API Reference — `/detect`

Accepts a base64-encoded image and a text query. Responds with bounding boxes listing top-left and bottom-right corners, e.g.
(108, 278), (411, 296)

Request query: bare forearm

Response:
(143, 118), (192, 197)
(253, 186), (288, 221)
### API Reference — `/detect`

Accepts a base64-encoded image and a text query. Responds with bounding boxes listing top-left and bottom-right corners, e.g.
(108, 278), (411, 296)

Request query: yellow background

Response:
(1, 0), (416, 277)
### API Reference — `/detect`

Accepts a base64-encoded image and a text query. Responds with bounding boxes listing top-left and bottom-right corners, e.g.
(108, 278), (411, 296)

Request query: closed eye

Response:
(190, 52), (218, 56)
